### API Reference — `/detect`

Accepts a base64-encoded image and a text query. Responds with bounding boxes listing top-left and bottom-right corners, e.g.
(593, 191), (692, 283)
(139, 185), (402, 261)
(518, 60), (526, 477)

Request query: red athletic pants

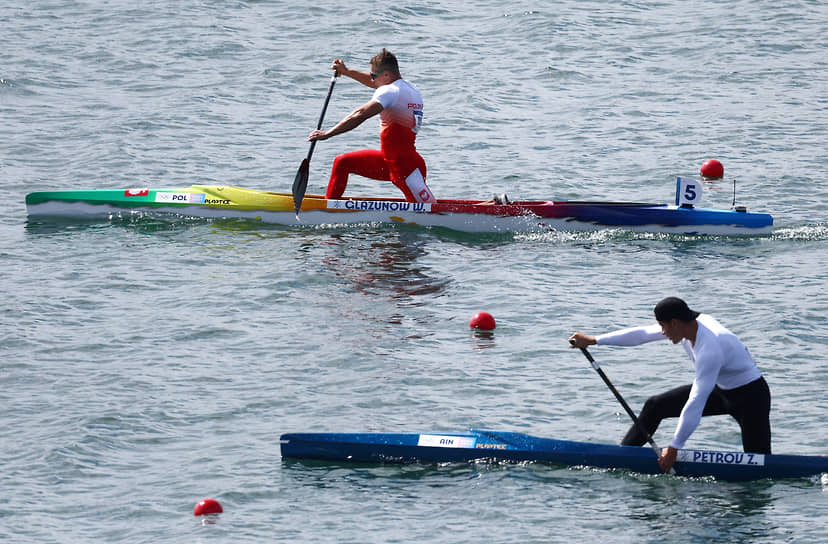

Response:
(325, 149), (436, 203)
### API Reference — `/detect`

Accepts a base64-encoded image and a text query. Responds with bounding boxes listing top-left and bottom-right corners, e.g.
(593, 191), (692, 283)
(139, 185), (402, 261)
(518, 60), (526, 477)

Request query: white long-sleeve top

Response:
(595, 314), (762, 449)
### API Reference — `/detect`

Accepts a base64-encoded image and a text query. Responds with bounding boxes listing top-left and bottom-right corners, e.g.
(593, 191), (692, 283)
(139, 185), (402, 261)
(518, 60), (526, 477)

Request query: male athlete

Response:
(569, 297), (772, 472)
(308, 49), (436, 204)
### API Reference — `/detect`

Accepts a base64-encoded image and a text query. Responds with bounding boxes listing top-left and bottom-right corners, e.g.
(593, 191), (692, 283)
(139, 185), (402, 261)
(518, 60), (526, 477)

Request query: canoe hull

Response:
(25, 185), (774, 235)
(279, 430), (828, 482)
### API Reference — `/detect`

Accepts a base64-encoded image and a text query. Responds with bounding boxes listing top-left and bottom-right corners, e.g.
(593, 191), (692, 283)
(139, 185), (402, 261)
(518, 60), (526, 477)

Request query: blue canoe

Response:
(279, 429), (828, 482)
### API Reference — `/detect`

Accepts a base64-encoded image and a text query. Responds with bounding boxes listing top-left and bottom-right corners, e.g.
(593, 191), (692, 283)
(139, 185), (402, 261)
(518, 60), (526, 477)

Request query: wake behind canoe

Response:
(25, 185), (774, 236)
(279, 429), (828, 482)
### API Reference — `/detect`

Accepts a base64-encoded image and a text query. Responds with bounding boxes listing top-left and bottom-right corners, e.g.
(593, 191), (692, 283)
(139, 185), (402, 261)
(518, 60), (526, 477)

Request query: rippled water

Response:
(2, 1), (828, 542)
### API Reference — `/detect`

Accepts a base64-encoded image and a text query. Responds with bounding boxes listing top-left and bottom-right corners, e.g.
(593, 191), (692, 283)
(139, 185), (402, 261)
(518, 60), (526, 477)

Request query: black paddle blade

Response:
(292, 158), (310, 215)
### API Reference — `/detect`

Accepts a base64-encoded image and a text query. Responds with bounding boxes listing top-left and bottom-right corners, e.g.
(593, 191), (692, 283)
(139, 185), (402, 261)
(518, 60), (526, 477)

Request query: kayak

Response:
(25, 181), (773, 236)
(279, 429), (828, 482)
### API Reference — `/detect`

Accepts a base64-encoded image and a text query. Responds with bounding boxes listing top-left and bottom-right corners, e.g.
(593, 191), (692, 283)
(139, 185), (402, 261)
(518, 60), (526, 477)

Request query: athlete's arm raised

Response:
(332, 59), (375, 88)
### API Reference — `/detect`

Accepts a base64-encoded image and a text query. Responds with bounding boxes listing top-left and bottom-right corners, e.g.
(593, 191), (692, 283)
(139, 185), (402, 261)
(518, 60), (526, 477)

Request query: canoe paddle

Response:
(571, 340), (665, 460)
(292, 72), (339, 217)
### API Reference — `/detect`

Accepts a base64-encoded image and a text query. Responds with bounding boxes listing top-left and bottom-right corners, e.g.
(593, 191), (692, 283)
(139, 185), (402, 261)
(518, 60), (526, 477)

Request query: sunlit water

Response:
(2, 1), (827, 542)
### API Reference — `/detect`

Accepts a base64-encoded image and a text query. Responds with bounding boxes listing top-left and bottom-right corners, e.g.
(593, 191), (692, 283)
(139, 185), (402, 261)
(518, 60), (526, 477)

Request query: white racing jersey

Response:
(596, 314), (762, 449)
(372, 79), (423, 156)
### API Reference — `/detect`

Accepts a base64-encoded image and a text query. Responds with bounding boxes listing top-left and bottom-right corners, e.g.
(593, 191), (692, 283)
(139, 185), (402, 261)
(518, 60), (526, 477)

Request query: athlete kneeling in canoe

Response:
(569, 297), (771, 472)
(308, 49), (437, 204)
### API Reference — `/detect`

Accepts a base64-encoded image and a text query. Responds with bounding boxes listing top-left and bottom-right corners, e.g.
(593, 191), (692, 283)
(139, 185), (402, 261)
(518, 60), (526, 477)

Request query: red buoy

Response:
(469, 312), (496, 330)
(700, 159), (724, 179)
(194, 498), (223, 516)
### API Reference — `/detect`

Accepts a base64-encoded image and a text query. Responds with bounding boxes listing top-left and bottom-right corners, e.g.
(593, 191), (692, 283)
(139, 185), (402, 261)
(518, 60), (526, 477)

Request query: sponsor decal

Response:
(155, 192), (206, 204)
(677, 450), (765, 466)
(417, 434), (476, 449)
(125, 188), (149, 197)
(475, 443), (508, 450)
(327, 199), (431, 213)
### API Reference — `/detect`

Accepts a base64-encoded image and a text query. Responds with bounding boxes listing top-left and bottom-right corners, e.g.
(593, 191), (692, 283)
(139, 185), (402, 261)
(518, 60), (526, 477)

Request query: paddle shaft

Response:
(306, 73), (338, 161)
(573, 343), (663, 458)
(292, 72), (339, 215)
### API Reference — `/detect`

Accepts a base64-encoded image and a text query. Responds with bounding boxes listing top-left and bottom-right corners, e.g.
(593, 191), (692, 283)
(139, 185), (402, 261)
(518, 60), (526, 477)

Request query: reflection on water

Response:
(470, 329), (497, 351)
(319, 229), (452, 305)
(24, 212), (210, 235)
(281, 457), (486, 484)
(625, 477), (778, 541)
(282, 455), (790, 544)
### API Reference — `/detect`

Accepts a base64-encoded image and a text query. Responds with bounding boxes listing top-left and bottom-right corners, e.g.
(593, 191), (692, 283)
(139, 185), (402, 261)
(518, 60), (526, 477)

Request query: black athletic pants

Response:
(621, 376), (771, 454)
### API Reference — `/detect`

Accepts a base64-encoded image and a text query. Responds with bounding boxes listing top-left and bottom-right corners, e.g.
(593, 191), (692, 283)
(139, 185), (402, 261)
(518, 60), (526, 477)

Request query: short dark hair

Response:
(371, 48), (400, 76)
(654, 297), (700, 323)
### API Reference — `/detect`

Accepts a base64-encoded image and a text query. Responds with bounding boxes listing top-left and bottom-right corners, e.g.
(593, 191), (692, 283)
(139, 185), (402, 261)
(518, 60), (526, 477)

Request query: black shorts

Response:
(621, 376), (771, 453)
